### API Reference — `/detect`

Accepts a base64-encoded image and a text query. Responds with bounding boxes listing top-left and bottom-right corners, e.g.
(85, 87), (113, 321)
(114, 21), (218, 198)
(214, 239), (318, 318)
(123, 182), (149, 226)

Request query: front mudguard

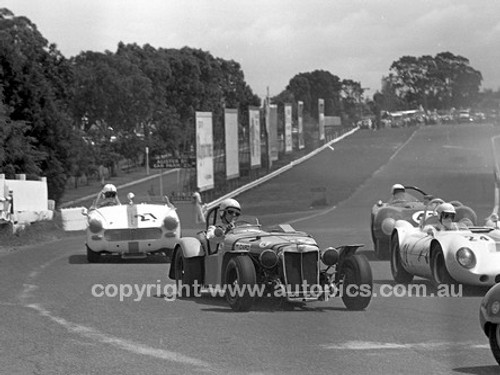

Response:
(480, 283), (500, 335)
(334, 244), (364, 283)
(168, 237), (205, 279)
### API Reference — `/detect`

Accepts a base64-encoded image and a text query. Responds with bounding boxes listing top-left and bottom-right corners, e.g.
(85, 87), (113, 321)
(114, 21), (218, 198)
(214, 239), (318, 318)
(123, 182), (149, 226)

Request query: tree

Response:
(388, 52), (482, 110)
(0, 8), (76, 203)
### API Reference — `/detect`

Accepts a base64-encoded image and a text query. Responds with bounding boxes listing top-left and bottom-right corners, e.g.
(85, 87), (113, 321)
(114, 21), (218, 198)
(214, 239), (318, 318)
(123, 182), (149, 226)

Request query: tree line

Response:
(1, 8), (497, 204)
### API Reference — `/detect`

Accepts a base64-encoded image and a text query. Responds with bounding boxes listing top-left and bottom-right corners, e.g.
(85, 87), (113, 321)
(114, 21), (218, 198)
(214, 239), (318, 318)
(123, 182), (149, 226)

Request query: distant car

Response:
(371, 185), (476, 259)
(84, 193), (180, 262)
(480, 283), (500, 366)
(390, 198), (500, 286)
(169, 204), (373, 312)
(458, 109), (473, 123)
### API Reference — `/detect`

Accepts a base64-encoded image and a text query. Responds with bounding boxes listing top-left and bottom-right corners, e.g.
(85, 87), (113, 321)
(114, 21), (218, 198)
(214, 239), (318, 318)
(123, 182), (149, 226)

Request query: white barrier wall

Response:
(0, 174), (52, 225)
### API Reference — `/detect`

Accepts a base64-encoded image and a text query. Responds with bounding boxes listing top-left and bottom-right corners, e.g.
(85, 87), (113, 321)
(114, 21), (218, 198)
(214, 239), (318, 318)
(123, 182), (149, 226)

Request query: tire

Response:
(224, 256), (256, 312)
(375, 238), (390, 260)
(431, 245), (455, 286)
(488, 324), (500, 365)
(341, 254), (373, 311)
(390, 233), (413, 283)
(86, 246), (100, 263)
(173, 250), (202, 297)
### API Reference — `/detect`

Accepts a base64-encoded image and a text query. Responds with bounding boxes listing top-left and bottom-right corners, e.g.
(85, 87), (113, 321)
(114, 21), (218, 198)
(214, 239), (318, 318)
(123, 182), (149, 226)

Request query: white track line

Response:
(17, 255), (211, 369)
(321, 340), (489, 350)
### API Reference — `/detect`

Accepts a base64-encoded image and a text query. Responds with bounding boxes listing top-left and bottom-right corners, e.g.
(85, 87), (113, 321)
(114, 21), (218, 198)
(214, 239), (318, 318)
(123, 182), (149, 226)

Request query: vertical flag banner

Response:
(298, 101), (305, 150)
(249, 107), (261, 168)
(318, 98), (325, 141)
(264, 97), (272, 169)
(269, 104), (279, 162)
(284, 103), (292, 153)
(224, 108), (239, 179)
(195, 111), (214, 191)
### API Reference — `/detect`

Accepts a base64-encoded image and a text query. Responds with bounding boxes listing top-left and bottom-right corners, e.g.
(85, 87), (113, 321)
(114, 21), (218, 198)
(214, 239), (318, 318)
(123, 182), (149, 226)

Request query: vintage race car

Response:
(480, 283), (500, 366)
(390, 198), (500, 286)
(84, 193), (181, 262)
(169, 204), (373, 312)
(371, 185), (477, 259)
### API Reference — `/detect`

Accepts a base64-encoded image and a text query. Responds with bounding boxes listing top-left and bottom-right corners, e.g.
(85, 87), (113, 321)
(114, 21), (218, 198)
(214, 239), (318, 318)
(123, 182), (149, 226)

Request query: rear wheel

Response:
(341, 255), (373, 310)
(173, 250), (202, 297)
(488, 324), (500, 365)
(224, 256), (256, 312)
(431, 245), (455, 286)
(390, 233), (413, 283)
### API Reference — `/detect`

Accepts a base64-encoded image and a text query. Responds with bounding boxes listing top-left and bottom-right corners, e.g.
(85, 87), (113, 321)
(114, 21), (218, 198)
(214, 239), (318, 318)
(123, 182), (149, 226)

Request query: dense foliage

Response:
(385, 52), (483, 110)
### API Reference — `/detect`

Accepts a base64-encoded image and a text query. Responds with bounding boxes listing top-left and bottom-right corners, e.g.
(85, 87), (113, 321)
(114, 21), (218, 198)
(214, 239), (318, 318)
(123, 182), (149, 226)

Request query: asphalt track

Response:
(1, 123), (500, 375)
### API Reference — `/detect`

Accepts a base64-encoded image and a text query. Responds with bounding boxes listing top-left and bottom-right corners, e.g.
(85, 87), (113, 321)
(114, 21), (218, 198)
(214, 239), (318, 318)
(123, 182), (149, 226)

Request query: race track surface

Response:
(1, 123), (500, 375)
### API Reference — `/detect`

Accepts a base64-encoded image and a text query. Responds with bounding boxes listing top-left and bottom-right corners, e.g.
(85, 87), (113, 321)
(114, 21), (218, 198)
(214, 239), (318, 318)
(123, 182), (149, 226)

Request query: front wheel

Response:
(224, 256), (256, 312)
(489, 324), (500, 365)
(431, 245), (455, 286)
(341, 254), (373, 310)
(390, 233), (413, 283)
(173, 250), (202, 297)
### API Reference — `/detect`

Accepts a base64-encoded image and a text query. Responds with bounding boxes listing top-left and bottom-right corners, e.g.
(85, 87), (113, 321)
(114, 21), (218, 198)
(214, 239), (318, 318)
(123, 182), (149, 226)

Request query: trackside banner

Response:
(249, 107), (261, 168)
(285, 103), (292, 153)
(298, 101), (305, 150)
(195, 111), (214, 191)
(318, 98), (325, 141)
(224, 108), (239, 179)
(269, 104), (279, 161)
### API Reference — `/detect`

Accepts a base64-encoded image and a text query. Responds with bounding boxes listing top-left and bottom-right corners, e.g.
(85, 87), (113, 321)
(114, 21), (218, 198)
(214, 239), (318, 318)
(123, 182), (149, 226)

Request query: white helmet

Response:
(220, 198), (241, 213)
(102, 184), (117, 198)
(391, 184), (405, 194)
(436, 202), (456, 218)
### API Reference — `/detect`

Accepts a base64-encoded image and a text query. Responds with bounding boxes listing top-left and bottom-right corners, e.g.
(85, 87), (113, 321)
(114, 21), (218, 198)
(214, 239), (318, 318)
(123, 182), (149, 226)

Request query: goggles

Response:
(226, 209), (240, 217)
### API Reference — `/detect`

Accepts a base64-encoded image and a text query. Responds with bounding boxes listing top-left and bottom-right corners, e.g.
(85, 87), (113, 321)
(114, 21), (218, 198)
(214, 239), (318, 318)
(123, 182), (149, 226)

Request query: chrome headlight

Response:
(381, 217), (396, 235)
(163, 215), (179, 231)
(456, 247), (476, 269)
(321, 247), (339, 266)
(88, 218), (103, 233)
(259, 250), (279, 269)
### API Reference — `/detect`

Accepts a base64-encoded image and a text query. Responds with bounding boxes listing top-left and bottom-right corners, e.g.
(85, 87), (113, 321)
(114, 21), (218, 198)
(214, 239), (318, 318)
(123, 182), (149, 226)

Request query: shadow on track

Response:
(154, 292), (358, 313)
(68, 254), (169, 264)
(452, 365), (499, 374)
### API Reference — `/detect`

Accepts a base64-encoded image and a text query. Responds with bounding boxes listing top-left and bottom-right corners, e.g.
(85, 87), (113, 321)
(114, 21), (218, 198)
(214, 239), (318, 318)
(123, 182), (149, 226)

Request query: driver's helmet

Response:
(102, 184), (117, 199)
(436, 202), (456, 221)
(391, 183), (405, 195)
(219, 198), (241, 220)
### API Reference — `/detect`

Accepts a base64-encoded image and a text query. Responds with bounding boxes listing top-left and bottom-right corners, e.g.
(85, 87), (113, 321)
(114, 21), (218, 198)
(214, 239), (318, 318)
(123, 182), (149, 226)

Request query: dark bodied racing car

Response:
(371, 185), (476, 259)
(169, 205), (373, 312)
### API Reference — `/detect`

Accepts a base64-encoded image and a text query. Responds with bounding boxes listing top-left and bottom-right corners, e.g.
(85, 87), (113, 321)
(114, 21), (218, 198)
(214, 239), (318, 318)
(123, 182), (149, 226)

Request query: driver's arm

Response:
(207, 225), (225, 243)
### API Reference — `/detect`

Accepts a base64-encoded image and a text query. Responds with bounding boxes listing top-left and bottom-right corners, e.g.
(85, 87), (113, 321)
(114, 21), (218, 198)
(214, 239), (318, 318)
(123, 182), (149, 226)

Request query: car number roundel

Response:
(411, 210), (435, 224)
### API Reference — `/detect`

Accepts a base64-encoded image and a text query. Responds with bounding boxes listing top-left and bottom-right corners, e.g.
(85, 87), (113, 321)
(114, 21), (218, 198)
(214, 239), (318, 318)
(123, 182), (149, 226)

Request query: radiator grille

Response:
(283, 251), (319, 293)
(104, 228), (162, 241)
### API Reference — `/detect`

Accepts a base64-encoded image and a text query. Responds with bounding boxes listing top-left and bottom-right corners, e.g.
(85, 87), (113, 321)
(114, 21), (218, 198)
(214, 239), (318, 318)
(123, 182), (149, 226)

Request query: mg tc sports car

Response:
(168, 204), (373, 312)
(390, 198), (500, 286)
(371, 185), (476, 260)
(480, 283), (500, 366)
(84, 193), (181, 262)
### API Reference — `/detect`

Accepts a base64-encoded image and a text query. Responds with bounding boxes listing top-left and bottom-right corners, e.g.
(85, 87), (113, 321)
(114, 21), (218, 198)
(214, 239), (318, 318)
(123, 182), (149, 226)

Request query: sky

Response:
(3, 0), (500, 99)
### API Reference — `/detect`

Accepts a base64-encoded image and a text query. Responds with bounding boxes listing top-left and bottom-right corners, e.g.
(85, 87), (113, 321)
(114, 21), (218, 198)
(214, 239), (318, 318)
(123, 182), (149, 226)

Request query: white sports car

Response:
(390, 198), (500, 286)
(84, 193), (181, 262)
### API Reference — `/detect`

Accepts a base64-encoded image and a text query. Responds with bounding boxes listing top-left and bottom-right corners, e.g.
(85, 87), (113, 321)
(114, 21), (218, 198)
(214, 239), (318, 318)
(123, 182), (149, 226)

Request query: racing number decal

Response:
(411, 210), (435, 224)
(465, 235), (491, 242)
